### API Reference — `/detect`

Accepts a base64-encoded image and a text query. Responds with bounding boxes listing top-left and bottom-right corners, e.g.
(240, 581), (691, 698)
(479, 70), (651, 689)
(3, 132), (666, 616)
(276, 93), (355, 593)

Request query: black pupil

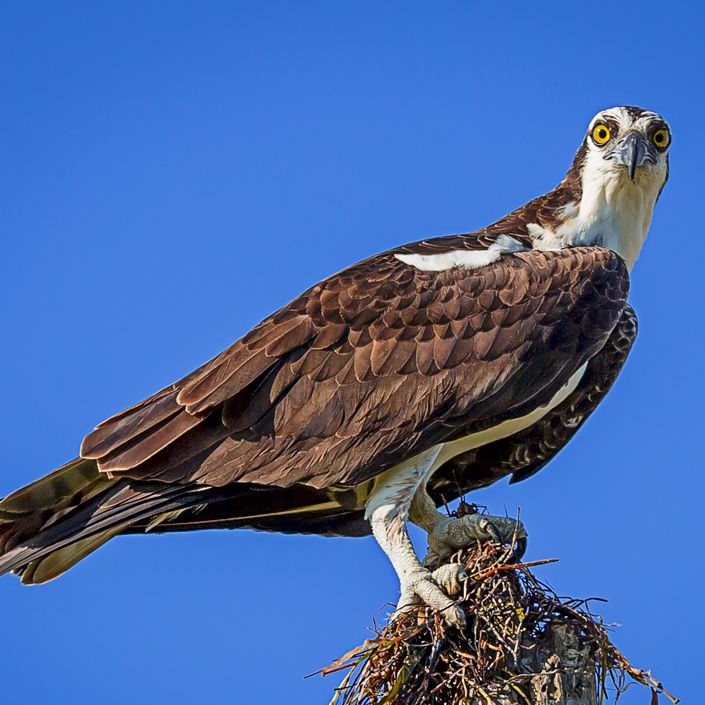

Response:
(598, 129), (607, 139)
(656, 133), (664, 142)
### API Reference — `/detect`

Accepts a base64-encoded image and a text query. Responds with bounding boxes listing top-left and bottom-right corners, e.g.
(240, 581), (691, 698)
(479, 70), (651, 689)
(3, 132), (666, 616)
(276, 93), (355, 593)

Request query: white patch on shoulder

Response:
(526, 222), (558, 247)
(395, 235), (529, 272)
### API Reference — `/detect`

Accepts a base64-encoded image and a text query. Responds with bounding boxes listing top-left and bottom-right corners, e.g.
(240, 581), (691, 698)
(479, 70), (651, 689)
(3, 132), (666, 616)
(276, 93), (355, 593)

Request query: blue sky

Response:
(1, 2), (702, 703)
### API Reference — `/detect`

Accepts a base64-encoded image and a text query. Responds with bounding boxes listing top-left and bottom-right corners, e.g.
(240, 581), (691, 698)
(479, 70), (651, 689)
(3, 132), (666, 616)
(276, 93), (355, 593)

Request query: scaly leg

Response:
(409, 487), (527, 569)
(365, 446), (466, 627)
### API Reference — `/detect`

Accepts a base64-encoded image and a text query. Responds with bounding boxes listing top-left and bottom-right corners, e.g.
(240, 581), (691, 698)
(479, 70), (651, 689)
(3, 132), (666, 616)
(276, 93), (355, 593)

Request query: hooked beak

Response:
(607, 131), (657, 180)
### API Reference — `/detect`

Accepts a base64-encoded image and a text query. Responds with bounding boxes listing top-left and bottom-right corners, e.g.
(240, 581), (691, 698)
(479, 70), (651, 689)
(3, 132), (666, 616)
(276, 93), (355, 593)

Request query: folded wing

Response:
(80, 244), (630, 491)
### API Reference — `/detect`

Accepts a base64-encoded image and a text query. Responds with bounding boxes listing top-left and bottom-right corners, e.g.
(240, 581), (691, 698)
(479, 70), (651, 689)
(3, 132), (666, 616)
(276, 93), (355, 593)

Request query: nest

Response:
(319, 534), (677, 705)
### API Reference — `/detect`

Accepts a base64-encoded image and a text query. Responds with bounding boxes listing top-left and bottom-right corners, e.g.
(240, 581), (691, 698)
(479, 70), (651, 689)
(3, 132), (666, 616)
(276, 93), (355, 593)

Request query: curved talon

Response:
(480, 519), (528, 563)
(510, 536), (528, 563)
(439, 602), (465, 629)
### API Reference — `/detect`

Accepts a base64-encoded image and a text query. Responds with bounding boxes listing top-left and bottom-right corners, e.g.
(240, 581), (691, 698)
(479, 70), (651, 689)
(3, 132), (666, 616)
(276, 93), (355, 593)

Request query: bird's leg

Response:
(368, 500), (466, 627)
(365, 446), (466, 627)
(409, 487), (527, 569)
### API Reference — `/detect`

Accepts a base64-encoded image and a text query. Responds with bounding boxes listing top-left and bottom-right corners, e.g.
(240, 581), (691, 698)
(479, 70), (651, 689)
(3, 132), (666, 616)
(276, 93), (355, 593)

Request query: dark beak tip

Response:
(611, 131), (651, 181)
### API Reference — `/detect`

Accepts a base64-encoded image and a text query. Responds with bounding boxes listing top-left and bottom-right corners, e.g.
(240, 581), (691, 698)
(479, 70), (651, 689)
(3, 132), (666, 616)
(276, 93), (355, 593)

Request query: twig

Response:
(318, 541), (676, 705)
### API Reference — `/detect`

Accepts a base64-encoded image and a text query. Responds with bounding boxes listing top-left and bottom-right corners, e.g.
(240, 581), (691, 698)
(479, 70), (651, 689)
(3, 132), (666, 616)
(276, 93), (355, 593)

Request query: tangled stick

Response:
(316, 540), (678, 705)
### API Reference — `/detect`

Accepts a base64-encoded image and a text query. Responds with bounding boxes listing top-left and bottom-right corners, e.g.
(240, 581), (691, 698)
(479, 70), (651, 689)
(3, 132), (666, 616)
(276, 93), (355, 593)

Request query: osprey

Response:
(0, 106), (669, 626)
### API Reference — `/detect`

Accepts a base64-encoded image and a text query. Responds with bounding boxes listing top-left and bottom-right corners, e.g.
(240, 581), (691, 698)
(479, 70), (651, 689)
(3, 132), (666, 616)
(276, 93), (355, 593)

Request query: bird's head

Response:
(542, 107), (671, 270)
(579, 106), (670, 192)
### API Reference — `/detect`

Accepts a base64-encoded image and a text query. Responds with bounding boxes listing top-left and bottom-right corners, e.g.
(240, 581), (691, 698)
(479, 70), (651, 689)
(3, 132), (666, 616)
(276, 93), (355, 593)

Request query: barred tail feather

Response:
(18, 529), (122, 584)
(0, 458), (199, 584)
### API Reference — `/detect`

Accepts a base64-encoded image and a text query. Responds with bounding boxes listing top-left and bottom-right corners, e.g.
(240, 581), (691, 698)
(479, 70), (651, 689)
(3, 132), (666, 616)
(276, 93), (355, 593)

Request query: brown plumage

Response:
(2, 106), (664, 584)
(0, 242), (630, 582)
(78, 246), (626, 493)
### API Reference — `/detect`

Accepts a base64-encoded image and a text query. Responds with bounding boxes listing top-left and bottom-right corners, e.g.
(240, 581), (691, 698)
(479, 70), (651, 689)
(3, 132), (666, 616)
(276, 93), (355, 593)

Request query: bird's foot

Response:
(393, 562), (467, 628)
(424, 511), (527, 569)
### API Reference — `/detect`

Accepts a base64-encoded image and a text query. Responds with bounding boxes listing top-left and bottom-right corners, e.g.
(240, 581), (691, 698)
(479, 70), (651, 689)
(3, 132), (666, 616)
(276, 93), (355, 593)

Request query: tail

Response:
(0, 458), (199, 584)
(0, 460), (369, 584)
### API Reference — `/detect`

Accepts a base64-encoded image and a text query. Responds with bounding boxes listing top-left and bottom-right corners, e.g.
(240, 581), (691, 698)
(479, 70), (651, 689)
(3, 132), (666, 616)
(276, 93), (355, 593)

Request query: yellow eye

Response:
(592, 124), (611, 145)
(652, 128), (670, 150)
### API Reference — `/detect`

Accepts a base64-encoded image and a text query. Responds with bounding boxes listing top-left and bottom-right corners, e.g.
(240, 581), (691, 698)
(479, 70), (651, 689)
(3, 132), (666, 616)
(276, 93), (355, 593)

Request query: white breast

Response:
(531, 147), (663, 271)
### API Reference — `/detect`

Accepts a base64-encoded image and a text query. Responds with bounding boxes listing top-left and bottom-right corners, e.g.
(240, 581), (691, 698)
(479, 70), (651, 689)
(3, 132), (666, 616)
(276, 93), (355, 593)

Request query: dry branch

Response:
(318, 537), (677, 705)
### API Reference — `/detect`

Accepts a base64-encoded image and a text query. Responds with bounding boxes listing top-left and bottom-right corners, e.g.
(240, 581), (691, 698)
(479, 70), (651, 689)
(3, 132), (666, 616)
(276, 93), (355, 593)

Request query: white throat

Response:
(531, 151), (665, 272)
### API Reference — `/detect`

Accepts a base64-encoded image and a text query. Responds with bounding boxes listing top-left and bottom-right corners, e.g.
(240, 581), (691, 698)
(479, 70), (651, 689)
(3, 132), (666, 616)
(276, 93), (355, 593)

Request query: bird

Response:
(0, 105), (669, 626)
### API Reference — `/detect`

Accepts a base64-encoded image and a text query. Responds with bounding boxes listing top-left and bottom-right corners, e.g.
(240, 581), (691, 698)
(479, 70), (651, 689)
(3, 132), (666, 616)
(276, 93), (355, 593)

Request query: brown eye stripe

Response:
(602, 118), (620, 136)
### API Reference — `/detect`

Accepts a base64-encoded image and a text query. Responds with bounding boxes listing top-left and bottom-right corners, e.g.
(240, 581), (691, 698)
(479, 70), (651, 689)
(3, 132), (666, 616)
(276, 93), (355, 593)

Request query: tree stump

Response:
(523, 623), (596, 705)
